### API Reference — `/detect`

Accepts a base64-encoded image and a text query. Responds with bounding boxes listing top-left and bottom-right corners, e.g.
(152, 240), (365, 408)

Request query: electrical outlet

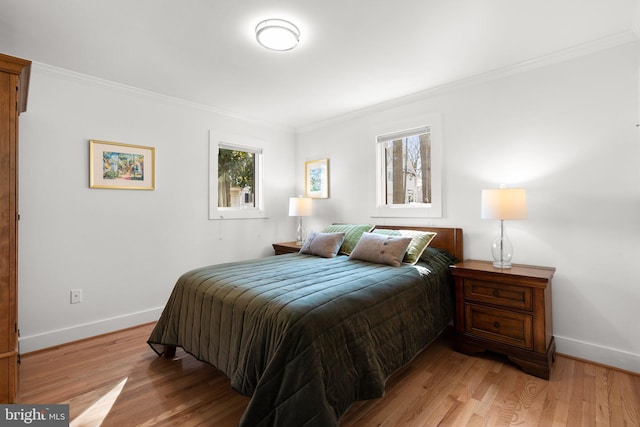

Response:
(70, 289), (82, 304)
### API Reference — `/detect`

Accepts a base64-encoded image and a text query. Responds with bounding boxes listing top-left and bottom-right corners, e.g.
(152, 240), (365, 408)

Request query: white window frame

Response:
(372, 114), (443, 218)
(209, 131), (266, 220)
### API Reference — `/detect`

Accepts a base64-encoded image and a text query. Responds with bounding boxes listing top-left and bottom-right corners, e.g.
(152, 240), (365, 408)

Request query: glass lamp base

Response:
(490, 224), (513, 269)
(295, 217), (305, 245)
(492, 260), (512, 269)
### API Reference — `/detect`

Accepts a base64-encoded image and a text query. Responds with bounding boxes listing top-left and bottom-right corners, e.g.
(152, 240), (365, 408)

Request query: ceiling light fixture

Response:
(255, 19), (300, 51)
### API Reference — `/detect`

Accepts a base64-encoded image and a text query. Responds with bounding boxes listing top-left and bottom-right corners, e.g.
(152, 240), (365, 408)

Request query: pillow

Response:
(419, 246), (458, 266)
(348, 232), (412, 267)
(320, 224), (374, 255)
(373, 229), (437, 265)
(299, 232), (345, 258)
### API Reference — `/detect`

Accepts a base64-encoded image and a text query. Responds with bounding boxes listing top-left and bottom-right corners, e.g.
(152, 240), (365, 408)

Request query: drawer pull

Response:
(493, 321), (500, 329)
(493, 289), (500, 297)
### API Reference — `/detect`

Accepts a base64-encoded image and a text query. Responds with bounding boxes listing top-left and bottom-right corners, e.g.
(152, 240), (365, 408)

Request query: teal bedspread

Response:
(148, 250), (454, 426)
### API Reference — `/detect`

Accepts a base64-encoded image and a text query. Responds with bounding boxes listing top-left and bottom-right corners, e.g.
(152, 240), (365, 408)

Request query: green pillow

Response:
(373, 229), (437, 265)
(320, 224), (374, 255)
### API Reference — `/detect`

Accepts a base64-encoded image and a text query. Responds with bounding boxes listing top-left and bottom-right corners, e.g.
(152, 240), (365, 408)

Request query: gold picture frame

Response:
(89, 140), (155, 190)
(305, 158), (329, 198)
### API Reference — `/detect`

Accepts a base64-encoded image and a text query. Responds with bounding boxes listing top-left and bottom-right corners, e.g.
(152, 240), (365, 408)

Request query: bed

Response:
(148, 225), (463, 426)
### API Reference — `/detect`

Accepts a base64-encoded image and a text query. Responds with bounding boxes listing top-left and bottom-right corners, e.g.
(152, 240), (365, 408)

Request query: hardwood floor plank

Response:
(443, 395), (479, 426)
(551, 399), (569, 426)
(18, 323), (640, 426)
(581, 361), (597, 424)
(488, 374), (516, 425)
(473, 383), (500, 421)
(614, 370), (640, 426)
(595, 364), (612, 426)
(567, 360), (586, 424)
(514, 378), (548, 426)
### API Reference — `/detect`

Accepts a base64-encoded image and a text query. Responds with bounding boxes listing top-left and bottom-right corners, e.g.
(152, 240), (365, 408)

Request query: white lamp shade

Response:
(481, 188), (527, 220)
(289, 197), (312, 217)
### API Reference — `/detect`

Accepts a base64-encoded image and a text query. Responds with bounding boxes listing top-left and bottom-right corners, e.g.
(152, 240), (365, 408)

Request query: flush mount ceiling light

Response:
(255, 19), (300, 51)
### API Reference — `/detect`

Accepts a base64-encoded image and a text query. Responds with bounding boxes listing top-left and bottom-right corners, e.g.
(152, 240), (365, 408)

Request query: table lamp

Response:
(481, 188), (527, 268)
(289, 196), (312, 245)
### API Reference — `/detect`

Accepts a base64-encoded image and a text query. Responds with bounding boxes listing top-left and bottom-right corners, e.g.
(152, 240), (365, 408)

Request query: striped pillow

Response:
(320, 224), (374, 255)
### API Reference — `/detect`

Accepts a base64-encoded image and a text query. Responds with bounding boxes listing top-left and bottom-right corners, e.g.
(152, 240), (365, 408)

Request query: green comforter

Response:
(148, 250), (454, 426)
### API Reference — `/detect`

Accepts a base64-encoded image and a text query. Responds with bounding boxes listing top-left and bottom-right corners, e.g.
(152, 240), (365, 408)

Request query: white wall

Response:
(16, 41), (640, 372)
(295, 42), (640, 372)
(18, 64), (296, 352)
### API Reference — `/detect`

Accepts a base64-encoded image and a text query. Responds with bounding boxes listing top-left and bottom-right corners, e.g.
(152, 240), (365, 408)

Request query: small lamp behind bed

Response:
(289, 196), (312, 245)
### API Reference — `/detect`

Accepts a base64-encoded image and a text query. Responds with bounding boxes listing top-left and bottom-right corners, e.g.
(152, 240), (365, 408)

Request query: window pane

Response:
(383, 132), (431, 205)
(218, 148), (256, 208)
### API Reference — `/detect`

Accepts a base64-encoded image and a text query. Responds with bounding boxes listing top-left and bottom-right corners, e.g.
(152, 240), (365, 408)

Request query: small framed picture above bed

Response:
(89, 140), (155, 190)
(305, 158), (329, 198)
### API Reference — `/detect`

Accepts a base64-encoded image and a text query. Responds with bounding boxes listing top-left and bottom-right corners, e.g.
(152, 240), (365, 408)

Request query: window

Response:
(209, 133), (265, 220)
(218, 147), (256, 209)
(374, 116), (442, 218)
(379, 127), (431, 205)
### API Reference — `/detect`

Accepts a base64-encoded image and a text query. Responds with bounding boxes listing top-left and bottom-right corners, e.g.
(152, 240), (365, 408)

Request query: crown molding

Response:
(29, 29), (638, 137)
(32, 61), (295, 134)
(297, 31), (639, 134)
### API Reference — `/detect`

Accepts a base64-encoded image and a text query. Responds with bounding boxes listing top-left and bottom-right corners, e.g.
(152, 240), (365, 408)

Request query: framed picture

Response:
(89, 140), (155, 190)
(305, 158), (329, 199)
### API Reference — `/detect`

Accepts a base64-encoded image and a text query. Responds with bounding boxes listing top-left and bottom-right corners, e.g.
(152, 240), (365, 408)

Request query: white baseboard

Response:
(19, 307), (163, 354)
(555, 335), (640, 374)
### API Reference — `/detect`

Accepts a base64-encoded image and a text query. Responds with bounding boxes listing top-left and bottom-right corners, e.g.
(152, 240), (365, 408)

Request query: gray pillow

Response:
(373, 229), (437, 265)
(348, 232), (412, 267)
(299, 232), (346, 258)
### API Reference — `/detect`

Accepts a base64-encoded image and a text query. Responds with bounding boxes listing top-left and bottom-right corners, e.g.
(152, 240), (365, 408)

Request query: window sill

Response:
(209, 209), (267, 220)
(371, 205), (442, 218)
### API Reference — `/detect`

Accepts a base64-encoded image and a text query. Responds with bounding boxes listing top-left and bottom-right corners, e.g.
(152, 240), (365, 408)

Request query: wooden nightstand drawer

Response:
(451, 260), (555, 379)
(464, 304), (533, 350)
(463, 279), (532, 311)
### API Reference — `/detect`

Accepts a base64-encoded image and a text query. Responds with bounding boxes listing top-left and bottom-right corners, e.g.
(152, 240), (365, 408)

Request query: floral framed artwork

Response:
(89, 140), (155, 190)
(305, 158), (329, 198)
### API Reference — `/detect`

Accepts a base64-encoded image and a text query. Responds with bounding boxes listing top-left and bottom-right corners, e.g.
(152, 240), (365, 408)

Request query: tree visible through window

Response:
(218, 147), (256, 208)
(209, 133), (265, 220)
(379, 127), (431, 205)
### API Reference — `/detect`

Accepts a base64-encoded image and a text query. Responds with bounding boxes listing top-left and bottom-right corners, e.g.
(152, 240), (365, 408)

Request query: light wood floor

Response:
(19, 323), (640, 426)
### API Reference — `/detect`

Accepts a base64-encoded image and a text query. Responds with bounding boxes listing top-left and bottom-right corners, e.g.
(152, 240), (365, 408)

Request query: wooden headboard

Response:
(373, 225), (464, 261)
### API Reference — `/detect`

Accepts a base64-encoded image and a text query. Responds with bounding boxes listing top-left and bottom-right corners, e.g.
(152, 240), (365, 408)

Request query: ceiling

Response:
(1, 0), (639, 129)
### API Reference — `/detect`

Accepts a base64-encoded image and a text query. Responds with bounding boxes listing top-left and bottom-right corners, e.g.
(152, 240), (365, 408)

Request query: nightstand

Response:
(450, 260), (555, 379)
(272, 241), (302, 255)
